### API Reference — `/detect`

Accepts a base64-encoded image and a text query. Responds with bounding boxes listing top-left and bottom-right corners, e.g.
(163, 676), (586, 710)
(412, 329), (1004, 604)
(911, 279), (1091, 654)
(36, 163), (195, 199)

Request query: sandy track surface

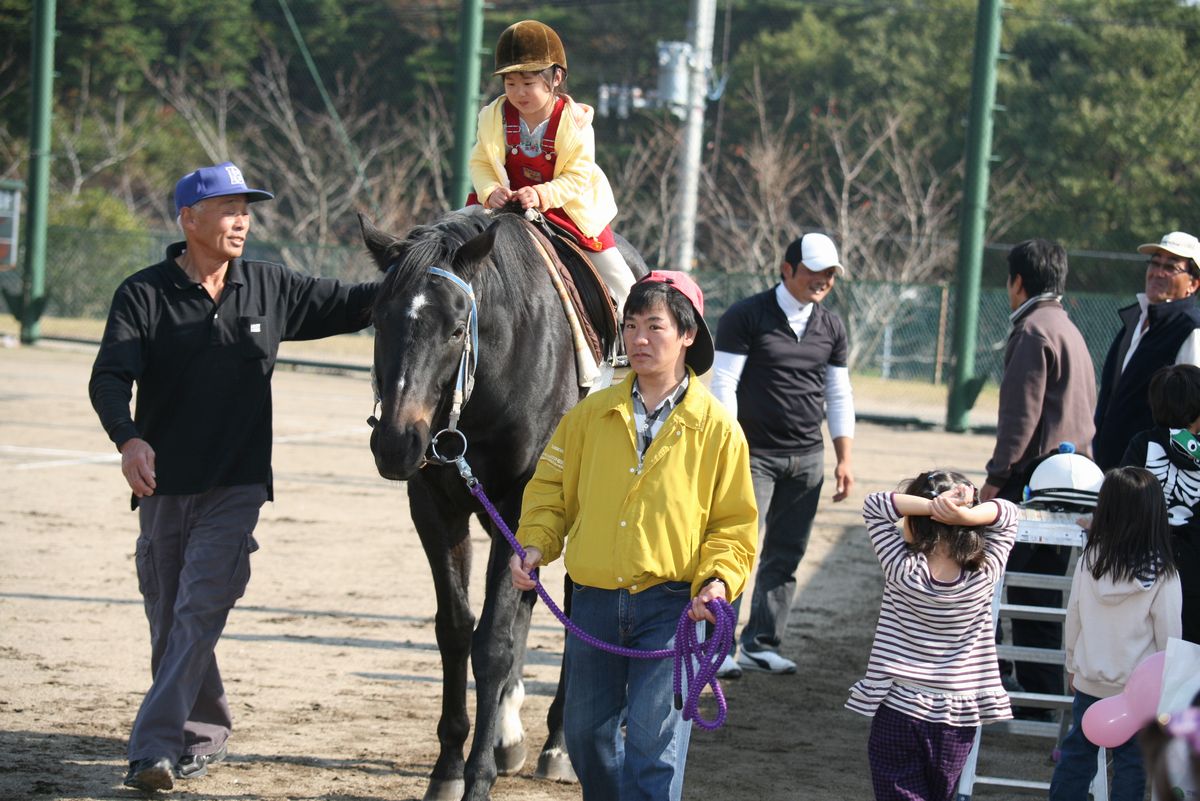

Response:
(1, 343), (1049, 801)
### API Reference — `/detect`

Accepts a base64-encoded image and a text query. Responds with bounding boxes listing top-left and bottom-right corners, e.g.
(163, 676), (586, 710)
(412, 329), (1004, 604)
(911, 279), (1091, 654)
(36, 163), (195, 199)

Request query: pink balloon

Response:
(1124, 650), (1166, 719)
(1082, 694), (1138, 748)
(1080, 650), (1167, 749)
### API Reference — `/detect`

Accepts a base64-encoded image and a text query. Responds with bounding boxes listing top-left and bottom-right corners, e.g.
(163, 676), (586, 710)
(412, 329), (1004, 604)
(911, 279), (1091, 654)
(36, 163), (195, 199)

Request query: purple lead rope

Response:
(468, 481), (736, 730)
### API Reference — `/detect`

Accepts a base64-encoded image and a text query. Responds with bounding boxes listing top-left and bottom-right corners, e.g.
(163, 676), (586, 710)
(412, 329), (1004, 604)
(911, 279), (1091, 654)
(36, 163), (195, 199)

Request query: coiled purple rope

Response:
(468, 481), (736, 730)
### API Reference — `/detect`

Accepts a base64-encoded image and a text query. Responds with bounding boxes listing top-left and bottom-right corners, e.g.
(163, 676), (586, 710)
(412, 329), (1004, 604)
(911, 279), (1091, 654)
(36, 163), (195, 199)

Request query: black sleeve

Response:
(281, 267), (379, 341)
(714, 300), (753, 355)
(88, 283), (147, 450)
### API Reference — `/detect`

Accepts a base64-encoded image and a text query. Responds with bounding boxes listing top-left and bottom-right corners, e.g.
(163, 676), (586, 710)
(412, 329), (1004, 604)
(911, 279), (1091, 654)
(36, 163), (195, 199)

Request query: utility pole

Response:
(16, 0), (55, 344)
(450, 0), (483, 209)
(672, 0), (716, 273)
(946, 0), (1003, 432)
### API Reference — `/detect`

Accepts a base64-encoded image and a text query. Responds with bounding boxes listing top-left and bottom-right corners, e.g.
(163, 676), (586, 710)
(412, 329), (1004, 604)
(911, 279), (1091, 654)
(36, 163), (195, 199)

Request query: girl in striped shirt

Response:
(847, 470), (1017, 801)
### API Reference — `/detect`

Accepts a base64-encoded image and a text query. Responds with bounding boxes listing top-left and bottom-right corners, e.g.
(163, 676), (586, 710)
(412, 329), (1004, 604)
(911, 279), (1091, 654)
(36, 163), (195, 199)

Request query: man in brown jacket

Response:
(980, 239), (1096, 711)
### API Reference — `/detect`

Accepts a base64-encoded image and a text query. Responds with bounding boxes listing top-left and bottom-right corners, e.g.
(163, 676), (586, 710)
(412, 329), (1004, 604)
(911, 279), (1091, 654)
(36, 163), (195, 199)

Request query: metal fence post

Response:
(946, 0), (1003, 431)
(16, 0), (56, 344)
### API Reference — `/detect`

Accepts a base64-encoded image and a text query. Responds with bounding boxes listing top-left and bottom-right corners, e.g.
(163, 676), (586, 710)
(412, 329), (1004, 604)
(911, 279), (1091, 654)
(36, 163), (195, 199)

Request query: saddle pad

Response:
(523, 222), (608, 364)
(535, 216), (620, 354)
(522, 224), (603, 388)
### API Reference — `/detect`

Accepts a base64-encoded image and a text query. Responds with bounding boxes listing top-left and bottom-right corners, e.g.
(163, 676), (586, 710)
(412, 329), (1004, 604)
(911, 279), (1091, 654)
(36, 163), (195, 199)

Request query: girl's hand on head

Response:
(929, 486), (975, 524)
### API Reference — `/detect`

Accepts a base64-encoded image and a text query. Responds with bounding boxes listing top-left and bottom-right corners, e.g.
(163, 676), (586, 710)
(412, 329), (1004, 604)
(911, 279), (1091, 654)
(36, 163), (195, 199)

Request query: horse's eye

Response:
(452, 324), (466, 340)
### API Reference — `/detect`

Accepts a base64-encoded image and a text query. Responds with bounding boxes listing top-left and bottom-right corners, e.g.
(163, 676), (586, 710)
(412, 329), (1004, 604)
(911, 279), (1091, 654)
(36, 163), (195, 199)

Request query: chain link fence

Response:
(1, 226), (1135, 428)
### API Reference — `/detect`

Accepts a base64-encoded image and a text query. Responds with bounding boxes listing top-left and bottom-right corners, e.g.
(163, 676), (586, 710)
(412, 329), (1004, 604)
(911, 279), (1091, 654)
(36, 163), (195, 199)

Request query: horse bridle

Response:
(369, 265), (480, 467)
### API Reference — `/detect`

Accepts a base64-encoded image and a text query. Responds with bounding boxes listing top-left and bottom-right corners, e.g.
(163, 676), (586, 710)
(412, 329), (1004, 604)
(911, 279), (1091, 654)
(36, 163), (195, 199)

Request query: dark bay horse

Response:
(361, 206), (645, 801)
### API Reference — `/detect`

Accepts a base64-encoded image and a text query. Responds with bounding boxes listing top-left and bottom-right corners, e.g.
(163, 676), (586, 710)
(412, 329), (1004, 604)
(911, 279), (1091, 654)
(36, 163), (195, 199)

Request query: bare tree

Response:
(55, 61), (152, 204)
(236, 42), (450, 271)
(606, 119), (681, 268)
(690, 89), (1028, 372)
(699, 68), (814, 276)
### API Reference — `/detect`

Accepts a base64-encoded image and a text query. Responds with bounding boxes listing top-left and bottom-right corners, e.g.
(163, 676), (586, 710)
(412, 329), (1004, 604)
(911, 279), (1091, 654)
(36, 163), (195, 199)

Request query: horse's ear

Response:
(359, 212), (408, 273)
(451, 221), (499, 283)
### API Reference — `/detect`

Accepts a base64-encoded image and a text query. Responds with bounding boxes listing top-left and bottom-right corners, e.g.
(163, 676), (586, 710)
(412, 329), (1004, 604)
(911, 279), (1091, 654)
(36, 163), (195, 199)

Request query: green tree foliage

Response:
(1000, 0), (1200, 249)
(4, 0), (1200, 267)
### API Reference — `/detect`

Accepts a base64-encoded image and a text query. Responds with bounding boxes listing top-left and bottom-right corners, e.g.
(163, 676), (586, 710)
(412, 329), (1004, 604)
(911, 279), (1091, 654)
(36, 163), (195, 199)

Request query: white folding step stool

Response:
(955, 510), (1109, 800)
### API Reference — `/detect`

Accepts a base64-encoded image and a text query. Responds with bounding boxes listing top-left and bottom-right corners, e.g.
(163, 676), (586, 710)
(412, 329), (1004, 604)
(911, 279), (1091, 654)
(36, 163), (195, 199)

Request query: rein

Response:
(461, 465), (736, 730)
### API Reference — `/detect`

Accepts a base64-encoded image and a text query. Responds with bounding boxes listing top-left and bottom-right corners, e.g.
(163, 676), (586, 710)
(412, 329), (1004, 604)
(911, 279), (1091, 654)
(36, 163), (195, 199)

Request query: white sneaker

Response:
(736, 649), (797, 674)
(716, 654), (743, 679)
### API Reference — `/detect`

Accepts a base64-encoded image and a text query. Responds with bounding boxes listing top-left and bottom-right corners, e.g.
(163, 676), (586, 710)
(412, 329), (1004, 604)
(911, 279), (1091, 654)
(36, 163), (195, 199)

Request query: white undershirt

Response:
(1122, 293), (1200, 372)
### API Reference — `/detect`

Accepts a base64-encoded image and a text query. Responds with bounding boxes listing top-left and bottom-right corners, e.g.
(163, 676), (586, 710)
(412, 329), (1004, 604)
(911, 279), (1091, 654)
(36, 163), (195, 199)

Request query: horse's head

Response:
(360, 211), (497, 480)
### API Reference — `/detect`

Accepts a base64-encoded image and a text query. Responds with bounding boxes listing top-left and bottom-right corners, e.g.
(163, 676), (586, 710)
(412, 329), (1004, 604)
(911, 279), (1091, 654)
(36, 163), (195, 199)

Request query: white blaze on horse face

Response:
(407, 293), (428, 319)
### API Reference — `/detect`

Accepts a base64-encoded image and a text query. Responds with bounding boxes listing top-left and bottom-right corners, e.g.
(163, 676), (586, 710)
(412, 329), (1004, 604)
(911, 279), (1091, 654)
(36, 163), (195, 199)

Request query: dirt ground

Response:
(0, 341), (1049, 801)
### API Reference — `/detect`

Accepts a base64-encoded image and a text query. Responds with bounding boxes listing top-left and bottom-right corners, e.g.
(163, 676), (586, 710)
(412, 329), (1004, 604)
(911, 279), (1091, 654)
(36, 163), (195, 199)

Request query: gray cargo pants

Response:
(128, 484), (266, 763)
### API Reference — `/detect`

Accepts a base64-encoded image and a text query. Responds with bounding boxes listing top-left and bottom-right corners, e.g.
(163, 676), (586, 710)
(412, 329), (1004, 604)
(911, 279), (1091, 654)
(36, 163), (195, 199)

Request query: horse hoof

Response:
(495, 739), (527, 775)
(534, 747), (577, 783)
(423, 778), (466, 801)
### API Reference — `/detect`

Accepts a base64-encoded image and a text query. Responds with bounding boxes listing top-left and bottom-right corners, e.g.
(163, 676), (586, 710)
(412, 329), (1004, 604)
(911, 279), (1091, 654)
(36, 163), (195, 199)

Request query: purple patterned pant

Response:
(867, 703), (978, 801)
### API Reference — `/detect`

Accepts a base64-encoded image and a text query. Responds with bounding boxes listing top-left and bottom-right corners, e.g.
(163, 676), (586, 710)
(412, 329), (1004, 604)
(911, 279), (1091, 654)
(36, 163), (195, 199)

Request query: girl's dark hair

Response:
(1085, 466), (1176, 582)
(507, 66), (566, 95)
(541, 65), (566, 94)
(901, 469), (987, 571)
(1149, 364), (1200, 428)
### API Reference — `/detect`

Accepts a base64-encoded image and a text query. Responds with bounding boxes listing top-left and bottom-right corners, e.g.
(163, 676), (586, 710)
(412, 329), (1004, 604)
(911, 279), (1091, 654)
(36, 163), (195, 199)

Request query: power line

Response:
(276, 0), (370, 198)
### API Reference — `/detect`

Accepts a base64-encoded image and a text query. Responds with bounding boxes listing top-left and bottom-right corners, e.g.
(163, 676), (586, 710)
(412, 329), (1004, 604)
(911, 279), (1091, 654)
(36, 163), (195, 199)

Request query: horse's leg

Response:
(535, 573), (576, 782)
(460, 518), (526, 801)
(493, 582), (534, 776)
(409, 482), (474, 801)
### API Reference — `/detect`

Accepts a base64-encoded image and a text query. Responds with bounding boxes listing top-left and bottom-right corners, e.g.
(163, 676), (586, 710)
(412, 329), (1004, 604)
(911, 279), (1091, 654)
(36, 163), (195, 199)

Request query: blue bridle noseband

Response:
(370, 264), (481, 464)
(426, 266), (479, 459)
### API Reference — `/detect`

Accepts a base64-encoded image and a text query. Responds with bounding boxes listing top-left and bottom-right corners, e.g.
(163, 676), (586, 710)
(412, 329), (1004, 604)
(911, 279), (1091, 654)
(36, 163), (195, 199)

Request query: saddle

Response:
(520, 215), (620, 367)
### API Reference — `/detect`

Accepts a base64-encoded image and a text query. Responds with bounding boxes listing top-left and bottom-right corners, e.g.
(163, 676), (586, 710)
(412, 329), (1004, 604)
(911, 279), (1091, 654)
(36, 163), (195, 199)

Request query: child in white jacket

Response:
(1050, 466), (1183, 801)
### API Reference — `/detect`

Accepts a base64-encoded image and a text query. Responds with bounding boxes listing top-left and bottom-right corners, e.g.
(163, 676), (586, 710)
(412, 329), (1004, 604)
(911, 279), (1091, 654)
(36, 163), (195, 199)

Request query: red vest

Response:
(469, 97), (614, 252)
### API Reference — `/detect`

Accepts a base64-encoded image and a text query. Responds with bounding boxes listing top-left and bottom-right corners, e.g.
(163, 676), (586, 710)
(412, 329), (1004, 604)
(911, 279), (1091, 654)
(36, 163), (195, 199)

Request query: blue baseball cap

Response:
(174, 161), (274, 215)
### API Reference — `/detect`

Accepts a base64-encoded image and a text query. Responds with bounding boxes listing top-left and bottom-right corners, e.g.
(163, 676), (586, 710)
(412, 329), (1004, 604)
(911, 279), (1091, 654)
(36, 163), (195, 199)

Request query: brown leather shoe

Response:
(124, 757), (174, 792)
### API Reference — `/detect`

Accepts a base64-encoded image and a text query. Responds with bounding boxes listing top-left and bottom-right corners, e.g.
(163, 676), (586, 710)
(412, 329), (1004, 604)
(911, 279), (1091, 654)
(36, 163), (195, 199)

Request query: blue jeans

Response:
(563, 581), (694, 801)
(1049, 691), (1146, 801)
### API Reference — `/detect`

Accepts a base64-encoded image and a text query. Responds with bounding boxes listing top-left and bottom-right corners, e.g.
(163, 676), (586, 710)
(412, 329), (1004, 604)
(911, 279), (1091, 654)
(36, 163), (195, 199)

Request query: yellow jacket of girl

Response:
(516, 370), (758, 600)
(468, 95), (619, 239)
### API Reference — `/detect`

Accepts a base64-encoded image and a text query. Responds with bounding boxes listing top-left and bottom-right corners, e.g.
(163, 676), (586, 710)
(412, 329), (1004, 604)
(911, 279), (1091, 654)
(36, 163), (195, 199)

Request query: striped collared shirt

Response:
(631, 374), (690, 465)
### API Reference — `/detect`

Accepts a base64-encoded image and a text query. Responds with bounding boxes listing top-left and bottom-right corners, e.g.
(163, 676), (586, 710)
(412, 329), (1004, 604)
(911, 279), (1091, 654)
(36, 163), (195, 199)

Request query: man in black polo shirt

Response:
(710, 232), (855, 677)
(89, 162), (376, 792)
(1093, 231), (1200, 470)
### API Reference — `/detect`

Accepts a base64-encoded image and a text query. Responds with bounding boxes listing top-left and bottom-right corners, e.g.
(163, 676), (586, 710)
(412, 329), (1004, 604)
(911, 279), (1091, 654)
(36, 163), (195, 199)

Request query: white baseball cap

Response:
(785, 233), (845, 277)
(1137, 231), (1200, 269)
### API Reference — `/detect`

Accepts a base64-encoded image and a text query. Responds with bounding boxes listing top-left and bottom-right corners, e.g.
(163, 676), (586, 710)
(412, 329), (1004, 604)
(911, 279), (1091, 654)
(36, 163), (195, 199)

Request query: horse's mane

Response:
(374, 208), (547, 314)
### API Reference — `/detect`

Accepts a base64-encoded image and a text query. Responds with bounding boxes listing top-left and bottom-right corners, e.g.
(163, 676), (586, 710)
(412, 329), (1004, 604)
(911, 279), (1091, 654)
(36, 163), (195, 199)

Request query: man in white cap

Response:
(709, 232), (855, 677)
(90, 161), (377, 792)
(1093, 231), (1200, 469)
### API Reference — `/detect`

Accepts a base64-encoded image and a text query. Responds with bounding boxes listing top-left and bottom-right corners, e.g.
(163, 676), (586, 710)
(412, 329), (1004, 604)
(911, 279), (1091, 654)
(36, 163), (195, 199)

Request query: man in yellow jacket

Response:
(511, 271), (757, 801)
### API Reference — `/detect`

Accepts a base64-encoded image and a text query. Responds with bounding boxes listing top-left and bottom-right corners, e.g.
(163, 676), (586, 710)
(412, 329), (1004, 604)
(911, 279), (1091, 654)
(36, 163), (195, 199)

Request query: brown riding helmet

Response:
(493, 20), (568, 75)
